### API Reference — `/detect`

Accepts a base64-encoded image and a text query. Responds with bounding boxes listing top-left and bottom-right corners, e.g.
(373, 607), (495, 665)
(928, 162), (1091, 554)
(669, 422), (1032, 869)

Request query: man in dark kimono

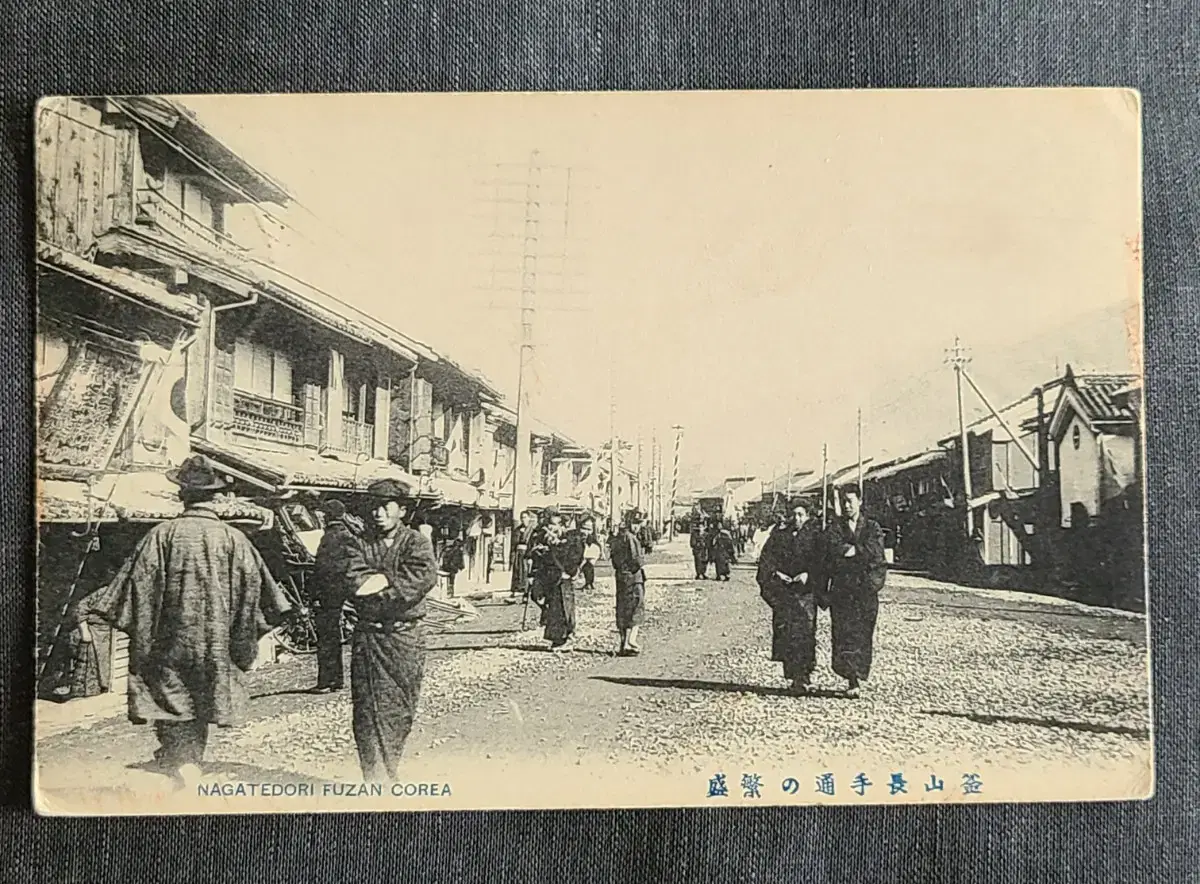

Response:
(637, 519), (655, 556)
(825, 487), (888, 698)
(310, 499), (361, 694)
(344, 479), (439, 783)
(510, 510), (537, 600)
(531, 510), (583, 651)
(68, 456), (292, 789)
(610, 509), (647, 656)
(710, 523), (736, 581)
(756, 499), (822, 693)
(690, 520), (710, 579)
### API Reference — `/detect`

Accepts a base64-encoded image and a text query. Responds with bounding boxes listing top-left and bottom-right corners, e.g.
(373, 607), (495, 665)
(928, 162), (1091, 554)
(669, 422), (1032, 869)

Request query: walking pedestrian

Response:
(711, 522), (736, 581)
(825, 487), (888, 698)
(756, 499), (823, 693)
(580, 517), (601, 590)
(310, 499), (362, 694)
(610, 509), (648, 656)
(690, 520), (710, 579)
(532, 510), (584, 650)
(345, 478), (439, 783)
(67, 455), (292, 790)
(637, 518), (655, 555)
(511, 509), (538, 600)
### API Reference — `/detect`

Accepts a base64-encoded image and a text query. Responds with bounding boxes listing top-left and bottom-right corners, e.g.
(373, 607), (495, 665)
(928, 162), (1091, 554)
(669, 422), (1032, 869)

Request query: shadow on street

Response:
(919, 708), (1149, 738)
(589, 675), (847, 700)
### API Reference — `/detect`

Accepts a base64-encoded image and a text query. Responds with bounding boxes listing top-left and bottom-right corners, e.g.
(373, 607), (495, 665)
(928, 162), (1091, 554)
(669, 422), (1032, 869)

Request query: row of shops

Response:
(710, 368), (1144, 610)
(34, 95), (630, 705)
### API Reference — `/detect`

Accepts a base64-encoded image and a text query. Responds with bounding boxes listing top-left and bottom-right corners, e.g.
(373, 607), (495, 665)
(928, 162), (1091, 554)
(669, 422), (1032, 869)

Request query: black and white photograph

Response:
(31, 89), (1149, 814)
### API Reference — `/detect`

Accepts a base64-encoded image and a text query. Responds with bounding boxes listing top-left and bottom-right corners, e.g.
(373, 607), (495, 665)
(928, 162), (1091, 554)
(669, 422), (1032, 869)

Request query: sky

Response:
(179, 89), (1142, 492)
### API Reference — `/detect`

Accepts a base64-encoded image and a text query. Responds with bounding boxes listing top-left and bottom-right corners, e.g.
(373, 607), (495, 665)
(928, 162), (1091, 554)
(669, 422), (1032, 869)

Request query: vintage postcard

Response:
(32, 88), (1149, 815)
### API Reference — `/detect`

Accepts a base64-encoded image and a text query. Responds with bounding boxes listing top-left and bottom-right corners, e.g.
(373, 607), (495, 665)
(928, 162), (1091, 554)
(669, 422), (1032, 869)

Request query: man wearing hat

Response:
(309, 498), (362, 694)
(342, 478), (439, 782)
(68, 455), (292, 790)
(609, 508), (648, 656)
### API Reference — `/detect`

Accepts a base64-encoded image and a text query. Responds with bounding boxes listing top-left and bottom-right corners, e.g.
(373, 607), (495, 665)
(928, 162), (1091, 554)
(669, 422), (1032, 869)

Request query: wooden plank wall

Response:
(35, 97), (135, 255)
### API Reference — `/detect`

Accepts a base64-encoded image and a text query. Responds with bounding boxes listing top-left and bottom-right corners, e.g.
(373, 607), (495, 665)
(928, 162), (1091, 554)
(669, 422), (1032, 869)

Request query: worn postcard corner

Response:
(33, 88), (1150, 815)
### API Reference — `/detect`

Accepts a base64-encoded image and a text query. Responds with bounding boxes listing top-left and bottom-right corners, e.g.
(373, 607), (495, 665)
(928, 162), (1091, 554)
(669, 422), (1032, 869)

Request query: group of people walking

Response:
(755, 487), (888, 698)
(69, 455), (441, 788)
(689, 516), (739, 581)
(510, 508), (654, 656)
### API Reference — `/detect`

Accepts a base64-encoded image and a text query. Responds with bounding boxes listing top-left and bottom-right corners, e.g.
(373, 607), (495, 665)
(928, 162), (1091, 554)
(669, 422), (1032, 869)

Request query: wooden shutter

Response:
(411, 377), (434, 473)
(302, 383), (323, 448)
(233, 338), (254, 392)
(373, 378), (391, 461)
(272, 350), (293, 404)
(211, 346), (236, 430)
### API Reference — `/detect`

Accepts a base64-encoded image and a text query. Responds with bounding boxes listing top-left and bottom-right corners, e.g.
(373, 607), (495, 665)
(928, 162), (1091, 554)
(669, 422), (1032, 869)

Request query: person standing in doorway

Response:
(756, 499), (823, 693)
(610, 509), (648, 656)
(68, 456), (292, 790)
(345, 479), (439, 783)
(310, 499), (362, 694)
(826, 487), (888, 698)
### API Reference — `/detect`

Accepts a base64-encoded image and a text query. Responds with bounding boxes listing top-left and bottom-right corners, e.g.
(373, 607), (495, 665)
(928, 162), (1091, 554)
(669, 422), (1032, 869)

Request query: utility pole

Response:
(648, 434), (658, 525)
(656, 437), (664, 530)
(947, 336), (974, 537)
(510, 149), (541, 523)
(669, 424), (683, 541)
(857, 407), (864, 498)
(636, 433), (644, 510)
(608, 369), (619, 529)
(821, 442), (828, 529)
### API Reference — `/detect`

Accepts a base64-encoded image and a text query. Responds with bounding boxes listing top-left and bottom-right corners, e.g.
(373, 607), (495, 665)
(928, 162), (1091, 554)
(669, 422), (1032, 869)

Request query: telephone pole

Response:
(636, 433), (644, 510)
(947, 336), (974, 537)
(821, 442), (829, 529)
(510, 149), (542, 521)
(669, 425), (683, 541)
(608, 365), (619, 529)
(655, 436), (663, 529)
(857, 407), (864, 497)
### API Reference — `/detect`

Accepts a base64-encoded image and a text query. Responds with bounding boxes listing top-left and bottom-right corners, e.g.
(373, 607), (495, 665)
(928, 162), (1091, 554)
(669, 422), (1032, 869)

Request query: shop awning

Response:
(37, 472), (184, 523)
(191, 437), (426, 495)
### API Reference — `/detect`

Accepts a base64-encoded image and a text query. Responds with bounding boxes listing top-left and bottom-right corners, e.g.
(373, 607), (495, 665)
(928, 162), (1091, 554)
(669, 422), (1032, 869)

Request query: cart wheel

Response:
(277, 572), (319, 655)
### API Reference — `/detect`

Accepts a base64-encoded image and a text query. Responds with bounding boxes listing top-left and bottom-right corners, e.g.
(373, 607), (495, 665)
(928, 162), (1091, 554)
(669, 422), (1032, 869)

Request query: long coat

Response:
(610, 527), (646, 629)
(70, 506), (291, 727)
(510, 524), (537, 594)
(710, 530), (736, 575)
(536, 529), (584, 643)
(312, 518), (363, 610)
(825, 513), (888, 682)
(756, 519), (822, 679)
(343, 523), (439, 782)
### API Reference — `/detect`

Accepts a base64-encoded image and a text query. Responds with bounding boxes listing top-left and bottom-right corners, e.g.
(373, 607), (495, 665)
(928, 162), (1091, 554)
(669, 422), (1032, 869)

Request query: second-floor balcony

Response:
(233, 390), (304, 444)
(323, 415), (374, 460)
(136, 186), (247, 264)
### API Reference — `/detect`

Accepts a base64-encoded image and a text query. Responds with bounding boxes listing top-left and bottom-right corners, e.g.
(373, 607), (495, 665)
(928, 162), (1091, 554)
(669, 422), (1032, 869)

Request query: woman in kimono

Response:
(756, 499), (823, 693)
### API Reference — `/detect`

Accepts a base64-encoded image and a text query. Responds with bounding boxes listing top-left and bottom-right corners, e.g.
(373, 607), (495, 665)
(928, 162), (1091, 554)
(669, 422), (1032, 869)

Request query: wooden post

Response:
(949, 338), (974, 537)
(821, 443), (828, 529)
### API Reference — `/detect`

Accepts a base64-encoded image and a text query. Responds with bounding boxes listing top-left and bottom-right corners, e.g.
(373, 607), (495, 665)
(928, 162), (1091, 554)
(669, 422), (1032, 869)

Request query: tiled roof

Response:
(1070, 373), (1140, 424)
(192, 437), (427, 494)
(865, 449), (948, 482)
(36, 241), (203, 324)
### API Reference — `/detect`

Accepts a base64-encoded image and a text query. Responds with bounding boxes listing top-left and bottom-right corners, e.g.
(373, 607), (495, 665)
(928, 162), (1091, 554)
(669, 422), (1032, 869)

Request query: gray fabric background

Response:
(2, 2), (1197, 881)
